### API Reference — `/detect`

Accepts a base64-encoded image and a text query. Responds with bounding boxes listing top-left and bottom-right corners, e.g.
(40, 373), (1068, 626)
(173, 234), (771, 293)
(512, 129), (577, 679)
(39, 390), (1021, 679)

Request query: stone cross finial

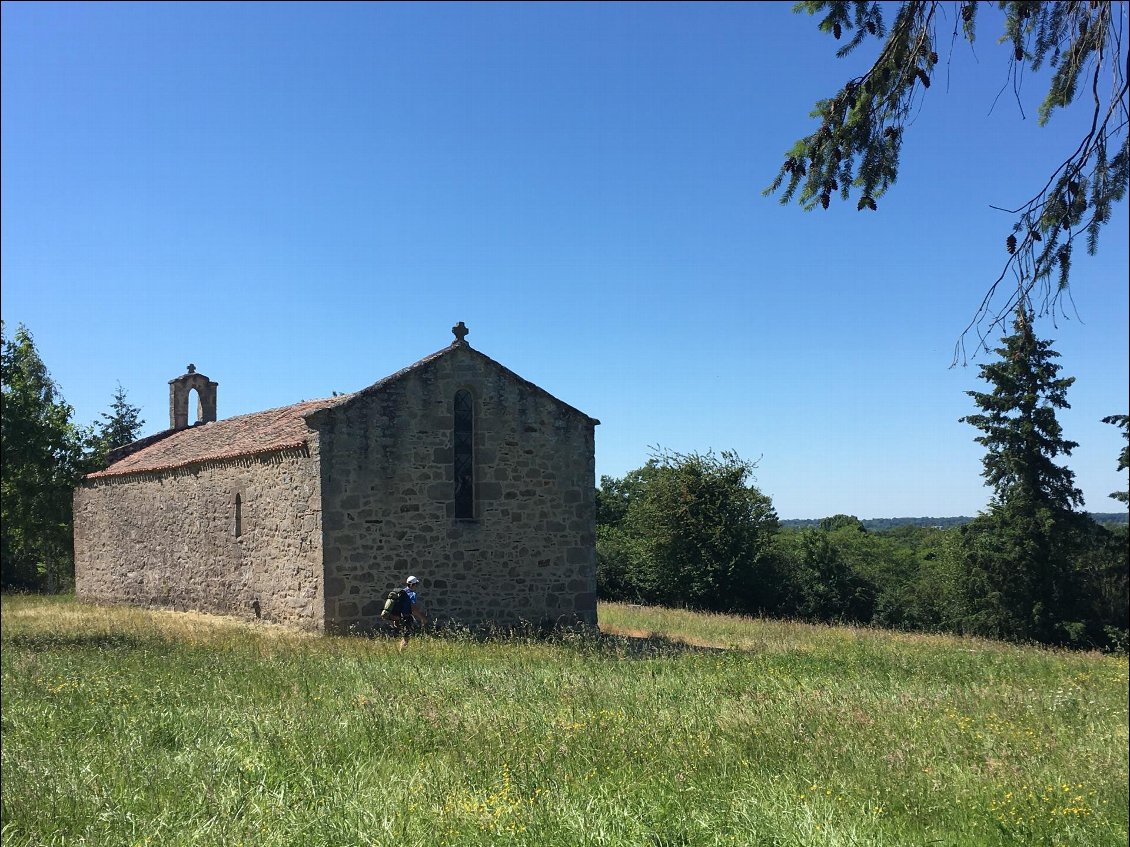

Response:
(187, 363), (196, 374)
(452, 321), (469, 344)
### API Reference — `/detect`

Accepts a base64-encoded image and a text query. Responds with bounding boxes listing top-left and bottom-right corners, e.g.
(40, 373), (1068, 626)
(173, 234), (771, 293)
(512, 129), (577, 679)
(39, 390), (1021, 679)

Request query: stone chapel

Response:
(73, 324), (599, 633)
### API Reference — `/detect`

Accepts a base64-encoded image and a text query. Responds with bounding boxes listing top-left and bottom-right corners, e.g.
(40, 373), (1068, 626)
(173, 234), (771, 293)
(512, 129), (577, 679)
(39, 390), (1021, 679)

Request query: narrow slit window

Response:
(234, 494), (242, 537)
(453, 390), (474, 519)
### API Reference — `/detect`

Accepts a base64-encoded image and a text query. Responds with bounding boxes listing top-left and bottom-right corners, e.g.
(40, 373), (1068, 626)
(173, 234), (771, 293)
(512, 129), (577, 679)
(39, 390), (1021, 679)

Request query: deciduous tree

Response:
(596, 449), (780, 612)
(775, 525), (878, 624)
(1, 322), (87, 590)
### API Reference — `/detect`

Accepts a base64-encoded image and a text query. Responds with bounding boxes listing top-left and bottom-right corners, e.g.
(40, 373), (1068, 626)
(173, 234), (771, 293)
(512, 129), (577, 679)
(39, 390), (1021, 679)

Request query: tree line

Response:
(1, 322), (144, 591)
(782, 515), (1129, 530)
(598, 307), (1129, 652)
(780, 516), (975, 531)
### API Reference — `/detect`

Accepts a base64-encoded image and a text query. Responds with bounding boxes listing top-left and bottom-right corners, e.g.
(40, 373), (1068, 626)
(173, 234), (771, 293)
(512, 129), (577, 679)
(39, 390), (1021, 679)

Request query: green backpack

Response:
(380, 588), (411, 621)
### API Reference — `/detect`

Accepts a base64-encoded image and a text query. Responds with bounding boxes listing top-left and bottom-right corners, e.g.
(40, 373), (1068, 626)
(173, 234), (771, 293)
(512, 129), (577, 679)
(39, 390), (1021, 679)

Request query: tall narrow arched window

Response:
(453, 390), (474, 519)
(234, 493), (242, 538)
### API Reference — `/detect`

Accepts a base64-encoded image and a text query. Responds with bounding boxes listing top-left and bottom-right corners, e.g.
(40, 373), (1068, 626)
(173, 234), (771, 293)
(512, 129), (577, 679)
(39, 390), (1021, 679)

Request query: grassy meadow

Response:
(1, 595), (1127, 847)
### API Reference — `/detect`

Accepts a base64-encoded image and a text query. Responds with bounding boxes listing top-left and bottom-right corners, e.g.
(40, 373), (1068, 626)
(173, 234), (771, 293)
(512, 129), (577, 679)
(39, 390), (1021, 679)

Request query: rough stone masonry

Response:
(74, 324), (599, 633)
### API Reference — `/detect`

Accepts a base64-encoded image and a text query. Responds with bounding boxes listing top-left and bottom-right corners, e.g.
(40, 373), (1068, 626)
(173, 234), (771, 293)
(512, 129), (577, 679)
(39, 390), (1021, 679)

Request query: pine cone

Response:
(833, 22), (842, 39)
(1006, 234), (1017, 254)
(820, 193), (830, 209)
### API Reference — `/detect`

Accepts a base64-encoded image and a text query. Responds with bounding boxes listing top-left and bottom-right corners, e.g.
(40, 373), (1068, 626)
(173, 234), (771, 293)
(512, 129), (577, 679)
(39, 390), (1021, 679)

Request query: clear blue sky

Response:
(3, 2), (1127, 520)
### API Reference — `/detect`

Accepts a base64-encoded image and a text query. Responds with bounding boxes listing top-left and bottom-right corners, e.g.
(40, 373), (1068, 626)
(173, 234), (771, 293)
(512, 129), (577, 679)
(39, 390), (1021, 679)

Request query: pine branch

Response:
(767, 2), (1129, 363)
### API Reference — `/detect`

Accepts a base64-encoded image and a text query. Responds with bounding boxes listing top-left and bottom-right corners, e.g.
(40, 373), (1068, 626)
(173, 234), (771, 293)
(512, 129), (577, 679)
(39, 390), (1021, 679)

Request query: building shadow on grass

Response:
(371, 620), (729, 659)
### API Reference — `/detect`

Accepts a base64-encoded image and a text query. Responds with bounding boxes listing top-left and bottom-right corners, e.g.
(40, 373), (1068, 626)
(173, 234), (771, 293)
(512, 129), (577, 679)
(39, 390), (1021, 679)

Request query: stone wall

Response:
(73, 448), (325, 630)
(313, 345), (597, 632)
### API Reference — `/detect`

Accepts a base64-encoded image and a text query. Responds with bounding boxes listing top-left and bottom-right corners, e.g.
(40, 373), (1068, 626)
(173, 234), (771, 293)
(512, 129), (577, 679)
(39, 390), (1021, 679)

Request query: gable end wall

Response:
(316, 347), (597, 631)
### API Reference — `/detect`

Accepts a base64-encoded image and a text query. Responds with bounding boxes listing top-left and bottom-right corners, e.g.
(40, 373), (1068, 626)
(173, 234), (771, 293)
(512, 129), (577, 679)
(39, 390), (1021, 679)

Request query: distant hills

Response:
(780, 513), (1128, 531)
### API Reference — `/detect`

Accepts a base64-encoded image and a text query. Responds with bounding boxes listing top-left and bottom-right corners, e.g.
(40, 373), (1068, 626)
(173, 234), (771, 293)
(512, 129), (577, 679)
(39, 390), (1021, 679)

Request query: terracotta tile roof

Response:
(84, 397), (340, 480)
(85, 341), (597, 481)
(82, 347), (457, 481)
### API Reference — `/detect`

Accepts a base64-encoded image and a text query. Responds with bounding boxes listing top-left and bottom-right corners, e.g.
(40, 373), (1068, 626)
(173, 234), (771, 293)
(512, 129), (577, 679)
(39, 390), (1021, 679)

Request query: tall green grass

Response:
(2, 595), (1126, 846)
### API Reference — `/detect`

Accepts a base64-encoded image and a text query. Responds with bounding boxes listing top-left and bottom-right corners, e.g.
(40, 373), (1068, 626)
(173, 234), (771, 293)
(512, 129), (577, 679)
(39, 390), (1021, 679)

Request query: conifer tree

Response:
(1101, 414), (1129, 505)
(96, 382), (145, 454)
(958, 306), (1091, 643)
(962, 307), (1082, 512)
